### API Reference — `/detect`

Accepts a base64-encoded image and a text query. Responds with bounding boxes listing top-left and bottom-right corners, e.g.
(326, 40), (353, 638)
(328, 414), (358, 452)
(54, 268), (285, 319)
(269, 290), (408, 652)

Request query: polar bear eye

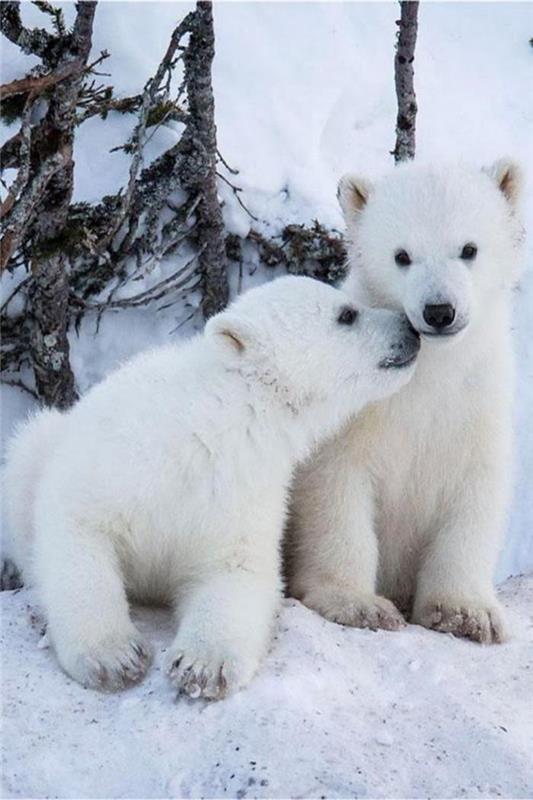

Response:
(394, 249), (412, 267)
(460, 243), (477, 260)
(337, 306), (358, 326)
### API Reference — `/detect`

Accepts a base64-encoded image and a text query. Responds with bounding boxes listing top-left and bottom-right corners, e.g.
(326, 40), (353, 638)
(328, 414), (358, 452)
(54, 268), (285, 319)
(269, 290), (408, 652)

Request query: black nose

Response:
(423, 303), (455, 330)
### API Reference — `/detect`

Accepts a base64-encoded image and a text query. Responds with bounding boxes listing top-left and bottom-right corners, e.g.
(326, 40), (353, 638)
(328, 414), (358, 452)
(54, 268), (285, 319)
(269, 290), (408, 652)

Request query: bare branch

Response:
(217, 171), (258, 221)
(76, 92), (141, 124)
(0, 95), (34, 218)
(1, 149), (69, 271)
(0, 1), (59, 62)
(217, 148), (239, 175)
(0, 275), (31, 313)
(33, 1), (66, 37)
(92, 12), (194, 256)
(0, 131), (22, 170)
(70, 249), (203, 312)
(0, 61), (81, 100)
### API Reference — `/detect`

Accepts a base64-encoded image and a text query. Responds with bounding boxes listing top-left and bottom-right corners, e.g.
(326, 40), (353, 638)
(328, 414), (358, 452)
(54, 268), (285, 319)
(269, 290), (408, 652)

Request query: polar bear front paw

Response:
(412, 599), (508, 644)
(57, 634), (153, 691)
(166, 640), (257, 701)
(301, 587), (406, 631)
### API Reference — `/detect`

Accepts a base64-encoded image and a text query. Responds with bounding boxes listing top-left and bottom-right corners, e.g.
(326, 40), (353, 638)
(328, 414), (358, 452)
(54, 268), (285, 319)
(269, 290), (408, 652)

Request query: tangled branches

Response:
(1, 1), (345, 407)
(1, 1), (229, 405)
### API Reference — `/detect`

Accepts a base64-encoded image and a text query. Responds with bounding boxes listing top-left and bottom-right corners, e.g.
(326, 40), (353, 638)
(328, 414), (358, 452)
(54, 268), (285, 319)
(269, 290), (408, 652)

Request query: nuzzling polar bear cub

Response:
(4, 276), (420, 698)
(289, 160), (524, 644)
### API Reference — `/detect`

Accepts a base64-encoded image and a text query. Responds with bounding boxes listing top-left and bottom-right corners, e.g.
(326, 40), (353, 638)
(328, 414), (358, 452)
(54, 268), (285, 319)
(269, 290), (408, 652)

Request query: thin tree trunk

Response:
(393, 1), (419, 163)
(28, 2), (97, 408)
(180, 1), (228, 319)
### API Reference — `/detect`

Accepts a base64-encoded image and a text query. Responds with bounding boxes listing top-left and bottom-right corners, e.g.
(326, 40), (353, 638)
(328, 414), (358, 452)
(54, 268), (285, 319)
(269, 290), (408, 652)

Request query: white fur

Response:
(289, 160), (525, 644)
(3, 275), (418, 697)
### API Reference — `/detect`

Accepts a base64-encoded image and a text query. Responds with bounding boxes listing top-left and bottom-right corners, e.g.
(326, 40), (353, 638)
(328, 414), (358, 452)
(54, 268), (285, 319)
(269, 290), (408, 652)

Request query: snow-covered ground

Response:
(2, 576), (533, 799)
(1, 2), (533, 797)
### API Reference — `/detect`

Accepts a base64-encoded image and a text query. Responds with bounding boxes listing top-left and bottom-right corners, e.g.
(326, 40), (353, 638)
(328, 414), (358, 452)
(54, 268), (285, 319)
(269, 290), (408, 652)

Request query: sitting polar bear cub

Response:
(4, 276), (419, 699)
(289, 160), (524, 644)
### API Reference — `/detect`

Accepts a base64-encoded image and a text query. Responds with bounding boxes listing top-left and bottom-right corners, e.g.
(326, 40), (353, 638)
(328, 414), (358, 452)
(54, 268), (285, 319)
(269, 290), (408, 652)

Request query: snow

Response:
(1, 2), (533, 796)
(2, 576), (533, 799)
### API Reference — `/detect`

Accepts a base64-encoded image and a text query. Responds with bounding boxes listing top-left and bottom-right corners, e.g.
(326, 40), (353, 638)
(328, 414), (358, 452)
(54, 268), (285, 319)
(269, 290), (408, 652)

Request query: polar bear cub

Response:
(289, 160), (524, 644)
(4, 276), (419, 698)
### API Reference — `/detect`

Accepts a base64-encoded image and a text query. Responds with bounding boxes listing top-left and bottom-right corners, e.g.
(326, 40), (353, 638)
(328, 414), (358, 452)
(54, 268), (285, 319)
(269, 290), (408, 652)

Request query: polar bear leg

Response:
(412, 516), (508, 645)
(36, 521), (152, 690)
(412, 435), (509, 645)
(167, 570), (280, 700)
(290, 443), (405, 631)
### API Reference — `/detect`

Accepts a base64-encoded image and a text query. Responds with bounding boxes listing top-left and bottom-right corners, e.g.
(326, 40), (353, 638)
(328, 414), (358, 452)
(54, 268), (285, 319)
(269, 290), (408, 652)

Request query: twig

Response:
(76, 92), (142, 124)
(93, 14), (195, 255)
(70, 248), (203, 311)
(217, 171), (258, 221)
(217, 149), (239, 175)
(0, 377), (39, 400)
(168, 308), (198, 333)
(0, 275), (30, 313)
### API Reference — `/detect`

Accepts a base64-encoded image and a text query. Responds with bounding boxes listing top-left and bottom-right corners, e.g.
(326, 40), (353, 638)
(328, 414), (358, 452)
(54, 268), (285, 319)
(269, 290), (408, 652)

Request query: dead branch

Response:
(70, 249), (203, 312)
(0, 95), (33, 219)
(0, 131), (22, 170)
(0, 275), (31, 313)
(92, 13), (194, 257)
(0, 377), (39, 400)
(1, 149), (69, 270)
(76, 92), (141, 124)
(216, 148), (239, 175)
(217, 171), (258, 221)
(0, 61), (82, 100)
(0, 1), (58, 62)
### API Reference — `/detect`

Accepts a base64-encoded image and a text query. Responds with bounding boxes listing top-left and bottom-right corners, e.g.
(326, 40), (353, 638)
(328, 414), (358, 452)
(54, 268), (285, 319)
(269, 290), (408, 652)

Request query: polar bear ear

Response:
(205, 312), (256, 355)
(337, 174), (372, 220)
(484, 159), (523, 208)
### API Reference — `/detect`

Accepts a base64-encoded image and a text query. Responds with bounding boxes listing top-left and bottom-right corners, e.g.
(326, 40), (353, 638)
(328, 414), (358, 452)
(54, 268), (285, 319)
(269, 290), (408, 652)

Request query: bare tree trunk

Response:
(179, 1), (228, 319)
(1, 1), (97, 408)
(30, 2), (97, 409)
(393, 1), (419, 163)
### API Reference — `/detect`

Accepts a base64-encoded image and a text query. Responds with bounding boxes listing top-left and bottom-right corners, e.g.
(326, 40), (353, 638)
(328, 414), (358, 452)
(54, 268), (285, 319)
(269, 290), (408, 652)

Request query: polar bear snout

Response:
(378, 315), (420, 369)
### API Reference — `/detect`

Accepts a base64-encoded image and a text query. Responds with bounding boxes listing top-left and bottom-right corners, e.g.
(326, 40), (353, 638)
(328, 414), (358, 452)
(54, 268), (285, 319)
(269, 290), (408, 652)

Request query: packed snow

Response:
(1, 2), (532, 798)
(1, 577), (532, 798)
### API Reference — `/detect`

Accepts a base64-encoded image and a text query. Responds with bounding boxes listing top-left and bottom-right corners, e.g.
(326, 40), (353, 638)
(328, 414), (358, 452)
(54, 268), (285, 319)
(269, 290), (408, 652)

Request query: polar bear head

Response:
(205, 276), (419, 422)
(338, 159), (524, 343)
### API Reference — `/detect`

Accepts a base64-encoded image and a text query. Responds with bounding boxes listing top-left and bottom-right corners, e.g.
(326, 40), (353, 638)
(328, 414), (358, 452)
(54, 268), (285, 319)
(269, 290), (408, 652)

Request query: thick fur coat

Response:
(3, 276), (419, 697)
(289, 160), (524, 644)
